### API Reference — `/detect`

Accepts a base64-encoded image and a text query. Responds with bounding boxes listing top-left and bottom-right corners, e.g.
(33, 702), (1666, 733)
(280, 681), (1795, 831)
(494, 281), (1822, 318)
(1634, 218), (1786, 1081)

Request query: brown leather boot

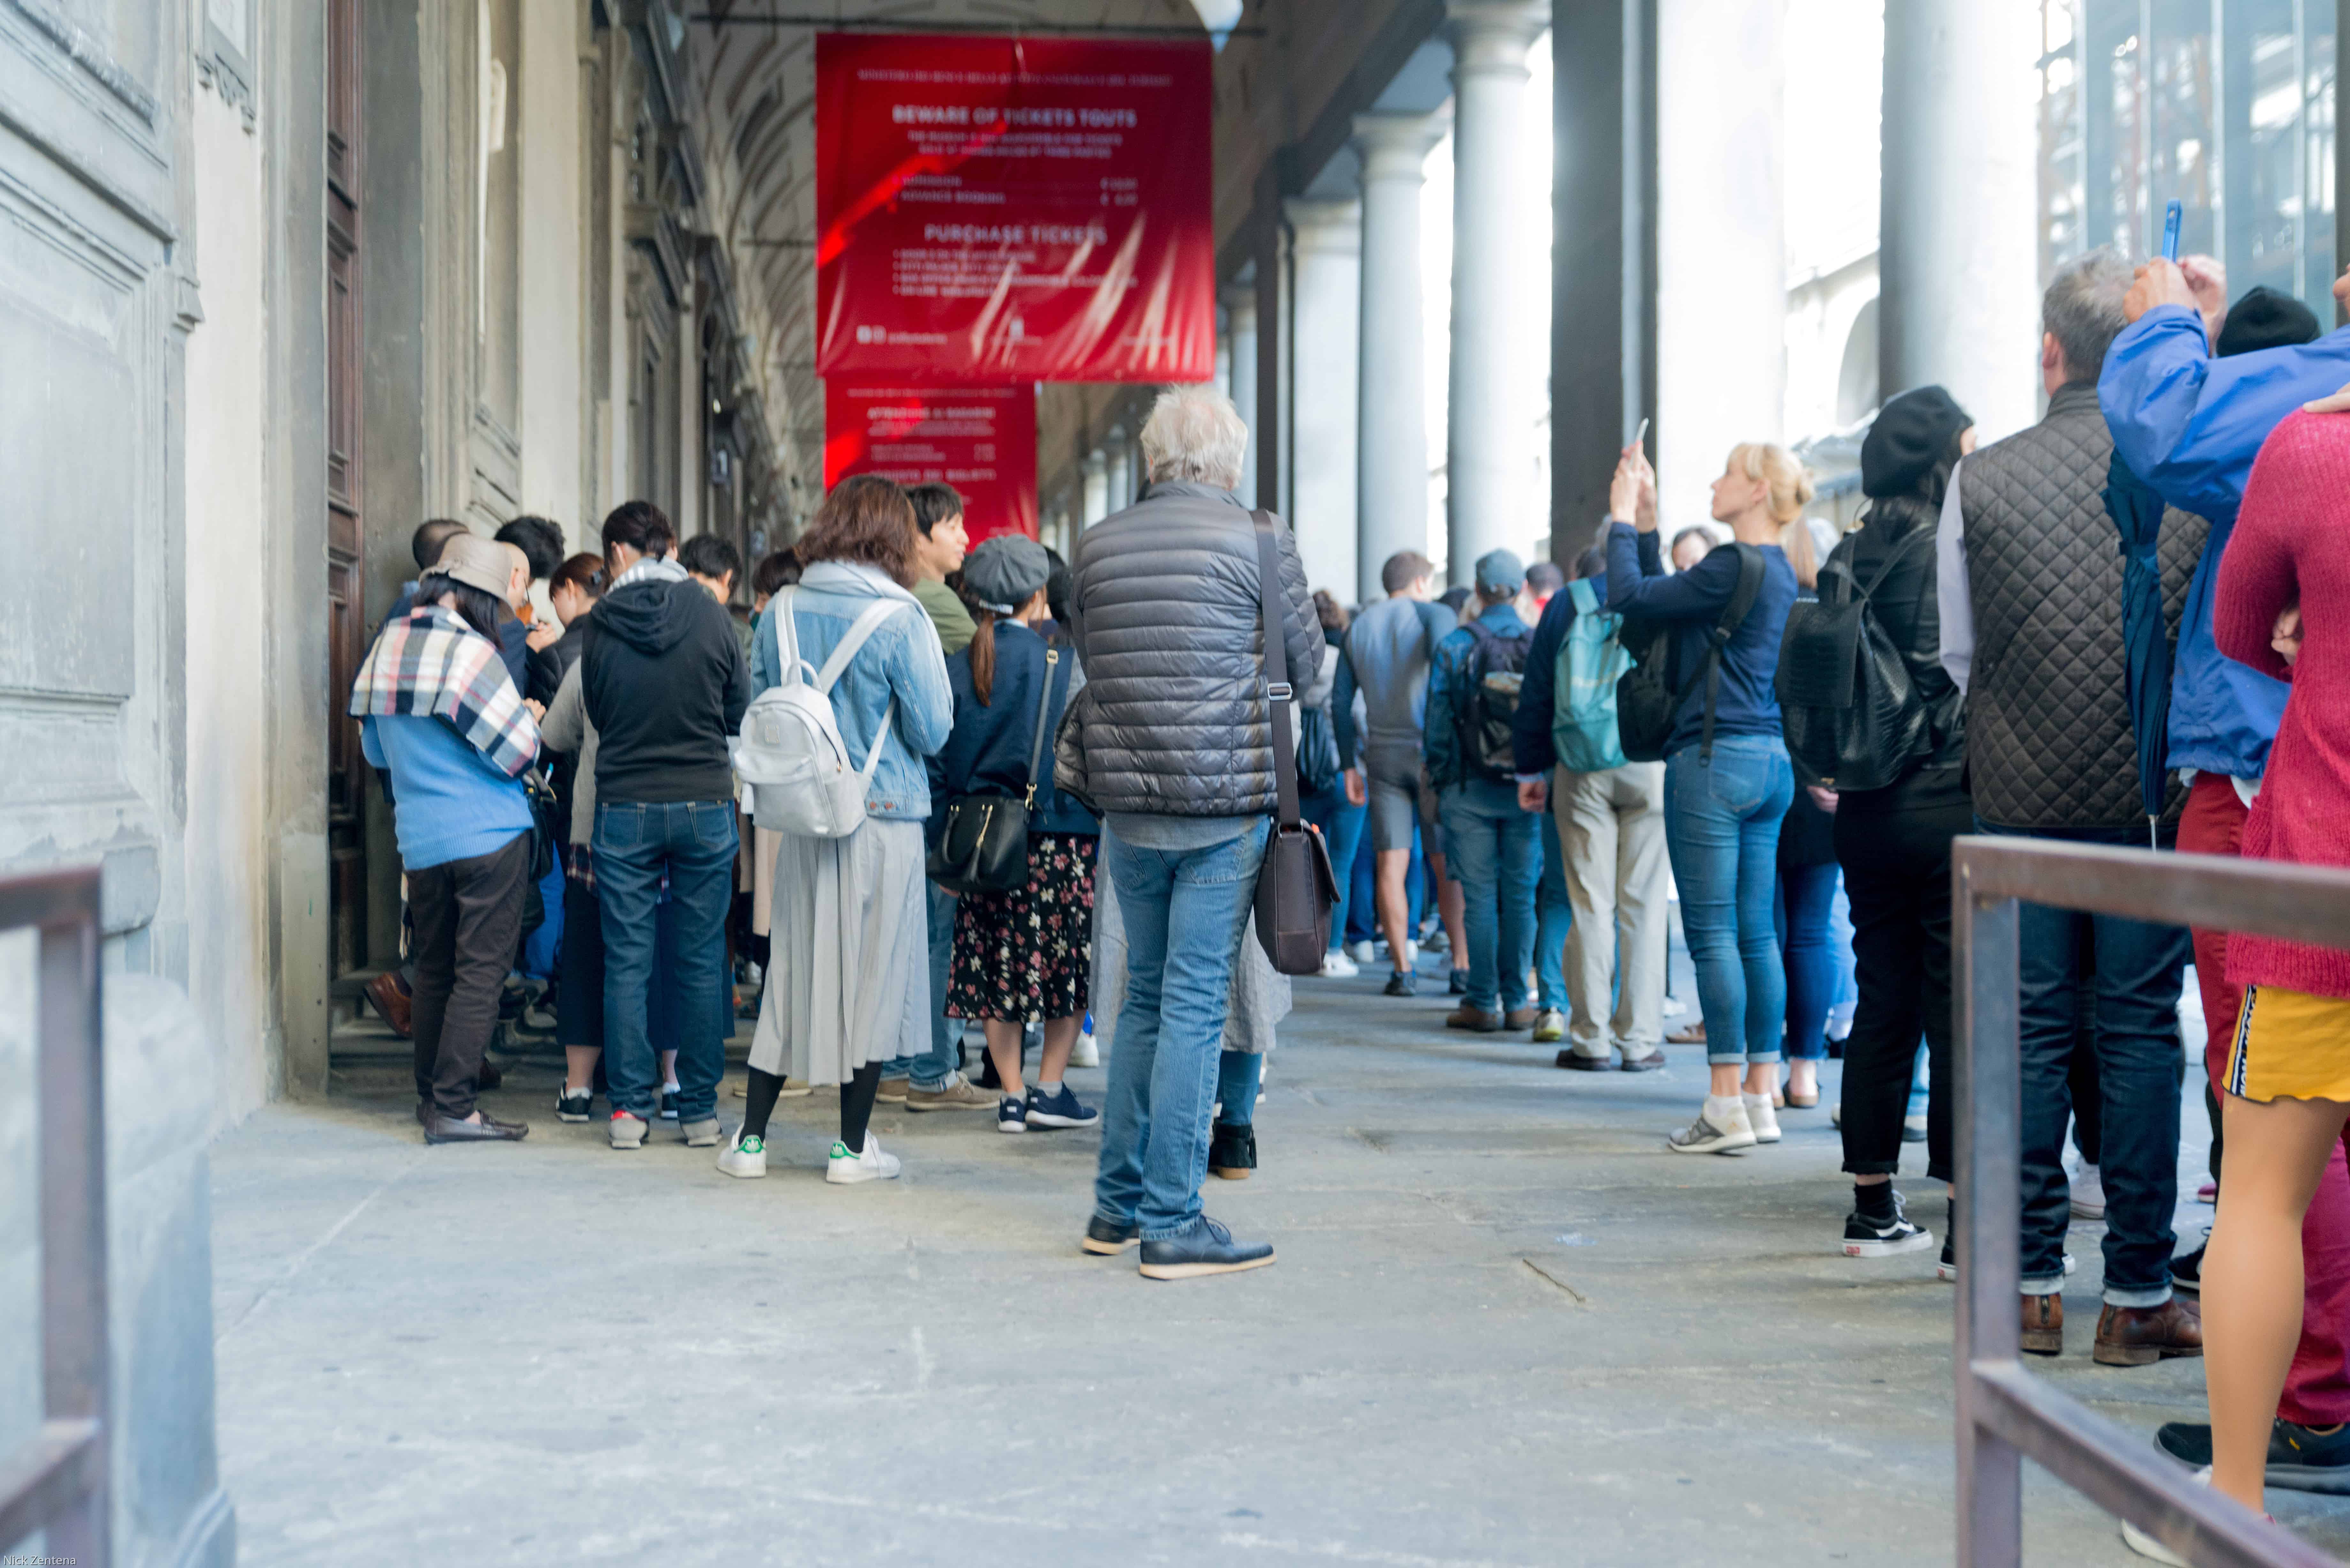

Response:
(2094, 1296), (2204, 1366)
(2021, 1293), (2064, 1356)
(366, 971), (413, 1038)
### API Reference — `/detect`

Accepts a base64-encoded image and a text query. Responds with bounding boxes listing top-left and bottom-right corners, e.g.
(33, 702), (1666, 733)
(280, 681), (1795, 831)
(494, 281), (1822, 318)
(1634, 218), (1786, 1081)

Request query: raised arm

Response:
(1605, 522), (1732, 620)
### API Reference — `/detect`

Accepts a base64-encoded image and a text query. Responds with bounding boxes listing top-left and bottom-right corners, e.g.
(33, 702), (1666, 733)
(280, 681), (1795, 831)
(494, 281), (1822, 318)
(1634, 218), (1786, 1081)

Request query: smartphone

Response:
(1632, 416), (1650, 450)
(2161, 199), (2182, 263)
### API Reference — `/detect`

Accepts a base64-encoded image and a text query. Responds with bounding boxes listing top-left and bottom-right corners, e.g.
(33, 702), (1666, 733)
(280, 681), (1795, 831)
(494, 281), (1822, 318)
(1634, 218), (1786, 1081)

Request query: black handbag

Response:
(927, 644), (1066, 895)
(1776, 523), (1934, 792)
(1615, 543), (1765, 763)
(1249, 516), (1339, 976)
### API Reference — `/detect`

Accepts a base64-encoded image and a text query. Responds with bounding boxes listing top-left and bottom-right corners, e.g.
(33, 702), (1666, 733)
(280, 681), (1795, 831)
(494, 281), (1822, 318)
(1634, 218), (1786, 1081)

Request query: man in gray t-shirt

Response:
(1332, 549), (1469, 998)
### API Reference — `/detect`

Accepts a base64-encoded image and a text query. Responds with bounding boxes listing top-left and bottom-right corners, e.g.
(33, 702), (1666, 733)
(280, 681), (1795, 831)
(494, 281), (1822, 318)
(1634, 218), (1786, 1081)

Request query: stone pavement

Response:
(211, 962), (2350, 1566)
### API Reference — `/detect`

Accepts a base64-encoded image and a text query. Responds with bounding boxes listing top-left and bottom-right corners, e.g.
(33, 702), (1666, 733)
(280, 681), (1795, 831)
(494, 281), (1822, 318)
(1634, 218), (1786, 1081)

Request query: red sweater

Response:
(2214, 410), (2350, 1000)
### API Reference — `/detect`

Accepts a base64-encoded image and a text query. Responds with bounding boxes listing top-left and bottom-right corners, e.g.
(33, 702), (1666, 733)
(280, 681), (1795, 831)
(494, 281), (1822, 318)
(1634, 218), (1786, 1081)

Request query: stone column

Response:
(1656, 0), (1783, 529)
(1445, 2), (1550, 585)
(1880, 0), (2040, 441)
(1222, 284), (1260, 503)
(1081, 448), (1109, 527)
(1354, 110), (1447, 605)
(1285, 197), (1363, 597)
(1105, 426), (1132, 514)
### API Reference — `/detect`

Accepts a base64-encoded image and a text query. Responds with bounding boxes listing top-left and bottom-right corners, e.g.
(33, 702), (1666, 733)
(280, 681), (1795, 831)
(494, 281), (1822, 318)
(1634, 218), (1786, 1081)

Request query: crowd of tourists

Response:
(351, 256), (2350, 1548)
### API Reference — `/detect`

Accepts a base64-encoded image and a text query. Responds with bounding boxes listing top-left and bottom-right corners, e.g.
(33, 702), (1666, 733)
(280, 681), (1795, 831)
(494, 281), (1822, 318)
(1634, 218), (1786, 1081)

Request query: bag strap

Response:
(1853, 521), (1934, 603)
(1024, 645), (1064, 805)
(771, 588), (805, 687)
(1687, 543), (1767, 763)
(815, 598), (905, 694)
(1251, 511), (1303, 831)
(1566, 577), (1601, 618)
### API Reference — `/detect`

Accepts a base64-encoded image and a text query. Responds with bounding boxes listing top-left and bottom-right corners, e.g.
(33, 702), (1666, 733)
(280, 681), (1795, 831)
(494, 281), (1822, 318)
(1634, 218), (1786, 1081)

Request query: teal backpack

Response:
(1550, 578), (1633, 773)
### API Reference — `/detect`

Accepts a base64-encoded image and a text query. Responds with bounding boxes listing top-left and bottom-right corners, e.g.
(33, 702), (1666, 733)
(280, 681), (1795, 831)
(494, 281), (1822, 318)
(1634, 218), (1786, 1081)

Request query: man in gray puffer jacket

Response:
(1063, 384), (1322, 1279)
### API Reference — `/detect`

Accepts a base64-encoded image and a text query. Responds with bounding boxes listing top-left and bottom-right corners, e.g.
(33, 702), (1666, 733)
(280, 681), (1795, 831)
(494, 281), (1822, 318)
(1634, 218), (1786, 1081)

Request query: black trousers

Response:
(1833, 788), (1972, 1184)
(409, 831), (532, 1119)
(557, 875), (604, 1050)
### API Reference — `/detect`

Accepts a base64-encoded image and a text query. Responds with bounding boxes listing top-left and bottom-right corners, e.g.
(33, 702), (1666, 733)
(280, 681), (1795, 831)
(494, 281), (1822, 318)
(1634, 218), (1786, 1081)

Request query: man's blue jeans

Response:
(1301, 780), (1368, 956)
(1663, 738), (1794, 1065)
(1535, 809), (1572, 1012)
(1990, 820), (2190, 1305)
(594, 800), (736, 1123)
(1437, 780), (1540, 1014)
(1094, 818), (1269, 1240)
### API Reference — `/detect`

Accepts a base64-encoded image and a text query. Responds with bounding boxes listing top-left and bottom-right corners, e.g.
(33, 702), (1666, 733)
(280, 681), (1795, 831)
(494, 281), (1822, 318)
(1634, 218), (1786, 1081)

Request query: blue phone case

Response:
(2161, 200), (2182, 262)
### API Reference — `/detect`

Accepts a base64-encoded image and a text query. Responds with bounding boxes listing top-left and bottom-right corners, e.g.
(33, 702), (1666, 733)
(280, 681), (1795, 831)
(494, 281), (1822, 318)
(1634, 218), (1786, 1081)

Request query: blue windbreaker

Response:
(2098, 303), (2350, 778)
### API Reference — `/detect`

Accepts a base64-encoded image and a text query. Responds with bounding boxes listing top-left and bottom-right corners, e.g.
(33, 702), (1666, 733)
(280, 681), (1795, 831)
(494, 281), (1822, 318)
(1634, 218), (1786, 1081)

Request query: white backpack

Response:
(733, 588), (906, 838)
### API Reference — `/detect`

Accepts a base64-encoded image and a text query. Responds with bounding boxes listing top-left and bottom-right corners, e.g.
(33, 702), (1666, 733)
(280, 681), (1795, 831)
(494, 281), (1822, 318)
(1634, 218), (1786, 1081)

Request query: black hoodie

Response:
(579, 570), (754, 805)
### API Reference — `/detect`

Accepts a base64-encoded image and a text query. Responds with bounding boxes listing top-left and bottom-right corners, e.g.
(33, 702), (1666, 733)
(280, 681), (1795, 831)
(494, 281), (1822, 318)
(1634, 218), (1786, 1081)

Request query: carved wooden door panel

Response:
(327, 0), (368, 974)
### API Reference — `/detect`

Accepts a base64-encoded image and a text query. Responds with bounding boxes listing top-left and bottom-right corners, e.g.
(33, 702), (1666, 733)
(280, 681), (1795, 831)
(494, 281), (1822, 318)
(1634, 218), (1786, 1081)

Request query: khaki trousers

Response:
(1551, 762), (1669, 1058)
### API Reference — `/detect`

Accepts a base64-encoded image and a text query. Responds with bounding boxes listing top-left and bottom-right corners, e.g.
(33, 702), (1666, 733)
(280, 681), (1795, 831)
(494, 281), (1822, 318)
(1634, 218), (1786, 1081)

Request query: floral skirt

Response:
(948, 833), (1098, 1024)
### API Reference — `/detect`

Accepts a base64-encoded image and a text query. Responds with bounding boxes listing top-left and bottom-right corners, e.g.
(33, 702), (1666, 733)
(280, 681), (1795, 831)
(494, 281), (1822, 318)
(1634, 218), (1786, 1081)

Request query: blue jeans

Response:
(1094, 818), (1270, 1239)
(1438, 780), (1540, 1014)
(594, 800), (737, 1123)
(1535, 809), (1572, 1012)
(1346, 816), (1424, 945)
(1990, 820), (2190, 1304)
(905, 880), (961, 1089)
(1217, 1050), (1262, 1128)
(1664, 738), (1794, 1066)
(1302, 780), (1368, 955)
(1774, 862), (1839, 1060)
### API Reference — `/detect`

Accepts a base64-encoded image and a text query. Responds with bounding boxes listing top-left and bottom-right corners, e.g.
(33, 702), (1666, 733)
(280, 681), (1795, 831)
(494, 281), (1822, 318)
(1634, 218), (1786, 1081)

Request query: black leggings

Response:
(741, 1061), (886, 1152)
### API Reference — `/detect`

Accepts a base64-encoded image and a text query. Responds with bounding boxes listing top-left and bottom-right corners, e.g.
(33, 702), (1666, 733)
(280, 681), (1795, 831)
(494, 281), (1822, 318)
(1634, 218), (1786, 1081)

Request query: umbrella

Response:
(2104, 451), (2172, 849)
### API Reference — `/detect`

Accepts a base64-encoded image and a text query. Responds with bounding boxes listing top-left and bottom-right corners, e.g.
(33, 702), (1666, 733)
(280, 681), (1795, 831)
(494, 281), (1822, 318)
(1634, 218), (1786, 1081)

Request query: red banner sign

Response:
(823, 383), (1039, 545)
(814, 31), (1216, 384)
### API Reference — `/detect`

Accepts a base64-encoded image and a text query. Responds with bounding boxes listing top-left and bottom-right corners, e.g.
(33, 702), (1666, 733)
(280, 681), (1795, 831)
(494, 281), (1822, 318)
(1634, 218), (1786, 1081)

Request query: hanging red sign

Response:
(814, 31), (1216, 384)
(823, 383), (1039, 545)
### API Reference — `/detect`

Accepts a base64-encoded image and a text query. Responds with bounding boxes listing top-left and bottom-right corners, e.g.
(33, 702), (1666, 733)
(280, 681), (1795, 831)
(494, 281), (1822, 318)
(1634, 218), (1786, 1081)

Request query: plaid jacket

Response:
(350, 605), (541, 779)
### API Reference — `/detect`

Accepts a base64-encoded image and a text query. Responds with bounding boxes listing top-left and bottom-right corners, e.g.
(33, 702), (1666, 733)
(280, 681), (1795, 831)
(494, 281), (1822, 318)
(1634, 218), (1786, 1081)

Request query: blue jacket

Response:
(361, 712), (533, 871)
(929, 621), (1100, 838)
(2098, 304), (2350, 778)
(749, 561), (953, 822)
(1509, 576), (1603, 777)
(1605, 524), (1797, 758)
(1425, 601), (1533, 791)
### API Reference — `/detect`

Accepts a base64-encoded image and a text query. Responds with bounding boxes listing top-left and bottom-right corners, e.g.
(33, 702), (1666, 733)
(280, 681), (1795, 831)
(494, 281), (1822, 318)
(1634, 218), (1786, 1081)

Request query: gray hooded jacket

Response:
(1062, 482), (1324, 818)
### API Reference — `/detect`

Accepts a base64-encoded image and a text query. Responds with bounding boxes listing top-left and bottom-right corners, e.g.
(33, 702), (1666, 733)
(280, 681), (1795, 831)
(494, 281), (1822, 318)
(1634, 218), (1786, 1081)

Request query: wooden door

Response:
(326, 0), (368, 974)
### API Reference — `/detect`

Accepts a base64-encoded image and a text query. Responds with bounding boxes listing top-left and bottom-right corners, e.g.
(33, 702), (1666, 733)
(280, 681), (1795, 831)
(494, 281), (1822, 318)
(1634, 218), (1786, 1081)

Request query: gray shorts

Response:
(1366, 755), (1433, 854)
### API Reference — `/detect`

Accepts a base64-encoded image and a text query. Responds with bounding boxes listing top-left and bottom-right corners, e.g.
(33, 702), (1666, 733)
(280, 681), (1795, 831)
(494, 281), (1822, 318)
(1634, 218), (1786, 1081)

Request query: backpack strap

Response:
(815, 598), (906, 693)
(770, 588), (806, 687)
(1678, 542), (1767, 763)
(1252, 510), (1302, 831)
(1853, 521), (1935, 603)
(1025, 645), (1065, 806)
(1566, 577), (1601, 617)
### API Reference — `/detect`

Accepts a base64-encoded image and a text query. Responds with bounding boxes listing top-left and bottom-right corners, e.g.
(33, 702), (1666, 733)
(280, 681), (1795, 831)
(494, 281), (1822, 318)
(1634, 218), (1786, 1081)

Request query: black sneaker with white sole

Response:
(1081, 1214), (1141, 1255)
(556, 1087), (593, 1123)
(2171, 1241), (2203, 1295)
(2157, 1419), (2350, 1494)
(1843, 1191), (1935, 1257)
(1383, 970), (1417, 998)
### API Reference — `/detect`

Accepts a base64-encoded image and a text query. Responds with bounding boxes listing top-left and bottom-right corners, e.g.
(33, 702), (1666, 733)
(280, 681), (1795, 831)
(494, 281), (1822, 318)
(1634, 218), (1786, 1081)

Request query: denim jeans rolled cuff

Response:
(1664, 737), (1793, 1067)
(1216, 1049), (1262, 1128)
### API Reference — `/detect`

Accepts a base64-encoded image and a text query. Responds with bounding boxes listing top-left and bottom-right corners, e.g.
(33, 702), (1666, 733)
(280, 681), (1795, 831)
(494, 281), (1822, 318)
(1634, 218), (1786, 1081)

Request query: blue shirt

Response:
(1425, 601), (1533, 791)
(2097, 304), (2350, 778)
(361, 712), (533, 870)
(1604, 523), (1797, 758)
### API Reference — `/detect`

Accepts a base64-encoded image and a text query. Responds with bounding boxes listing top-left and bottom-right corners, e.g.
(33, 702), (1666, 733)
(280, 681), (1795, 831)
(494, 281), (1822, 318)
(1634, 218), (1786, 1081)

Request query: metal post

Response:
(1955, 872), (2021, 1568)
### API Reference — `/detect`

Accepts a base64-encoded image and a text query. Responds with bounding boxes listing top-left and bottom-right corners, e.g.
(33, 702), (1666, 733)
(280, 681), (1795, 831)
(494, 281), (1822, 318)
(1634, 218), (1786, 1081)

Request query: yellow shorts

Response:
(2226, 985), (2350, 1103)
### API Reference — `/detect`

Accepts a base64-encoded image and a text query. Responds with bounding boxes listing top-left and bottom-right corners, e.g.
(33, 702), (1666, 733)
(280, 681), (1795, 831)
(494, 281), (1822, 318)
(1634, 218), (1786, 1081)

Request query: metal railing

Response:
(0, 867), (107, 1565)
(1954, 837), (2350, 1567)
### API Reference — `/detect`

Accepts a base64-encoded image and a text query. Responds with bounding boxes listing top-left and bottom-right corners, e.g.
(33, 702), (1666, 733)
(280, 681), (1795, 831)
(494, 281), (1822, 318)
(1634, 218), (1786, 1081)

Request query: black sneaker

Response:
(1209, 1120), (1257, 1180)
(2157, 1420), (2350, 1494)
(1449, 969), (1470, 996)
(1138, 1215), (1276, 1280)
(1383, 969), (1418, 998)
(995, 1095), (1027, 1135)
(1842, 1190), (1935, 1258)
(556, 1087), (593, 1123)
(2172, 1241), (2204, 1295)
(1081, 1214), (1140, 1255)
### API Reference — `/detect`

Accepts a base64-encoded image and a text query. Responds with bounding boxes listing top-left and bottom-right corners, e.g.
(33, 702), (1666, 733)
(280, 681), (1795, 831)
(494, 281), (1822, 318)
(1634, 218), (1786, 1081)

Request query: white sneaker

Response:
(1344, 939), (1377, 965)
(2069, 1159), (2107, 1221)
(2119, 1467), (2208, 1564)
(1319, 949), (1360, 978)
(1742, 1093), (1783, 1144)
(716, 1130), (767, 1179)
(1668, 1097), (1757, 1156)
(1069, 1030), (1100, 1068)
(826, 1135), (901, 1185)
(1403, 939), (1420, 970)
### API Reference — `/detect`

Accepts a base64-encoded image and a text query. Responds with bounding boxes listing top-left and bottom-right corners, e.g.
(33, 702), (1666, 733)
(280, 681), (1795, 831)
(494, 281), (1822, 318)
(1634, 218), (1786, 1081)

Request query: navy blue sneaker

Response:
(995, 1095), (1027, 1134)
(1383, 969), (1418, 998)
(1448, 969), (1470, 996)
(1138, 1215), (1276, 1280)
(1025, 1083), (1099, 1129)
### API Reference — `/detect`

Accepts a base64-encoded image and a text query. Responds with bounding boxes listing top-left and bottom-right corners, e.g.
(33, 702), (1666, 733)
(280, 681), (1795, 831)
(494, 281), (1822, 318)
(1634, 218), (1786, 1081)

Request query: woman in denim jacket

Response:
(722, 475), (953, 1186)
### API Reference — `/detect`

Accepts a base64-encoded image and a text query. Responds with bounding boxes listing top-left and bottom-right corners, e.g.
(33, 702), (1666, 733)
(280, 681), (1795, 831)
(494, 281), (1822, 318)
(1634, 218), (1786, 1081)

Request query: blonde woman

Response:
(1606, 442), (1811, 1155)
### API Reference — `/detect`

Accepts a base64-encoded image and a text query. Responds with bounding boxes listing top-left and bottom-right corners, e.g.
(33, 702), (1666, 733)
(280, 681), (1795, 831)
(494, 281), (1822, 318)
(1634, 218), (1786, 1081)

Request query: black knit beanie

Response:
(1860, 385), (1973, 500)
(2216, 285), (2322, 358)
